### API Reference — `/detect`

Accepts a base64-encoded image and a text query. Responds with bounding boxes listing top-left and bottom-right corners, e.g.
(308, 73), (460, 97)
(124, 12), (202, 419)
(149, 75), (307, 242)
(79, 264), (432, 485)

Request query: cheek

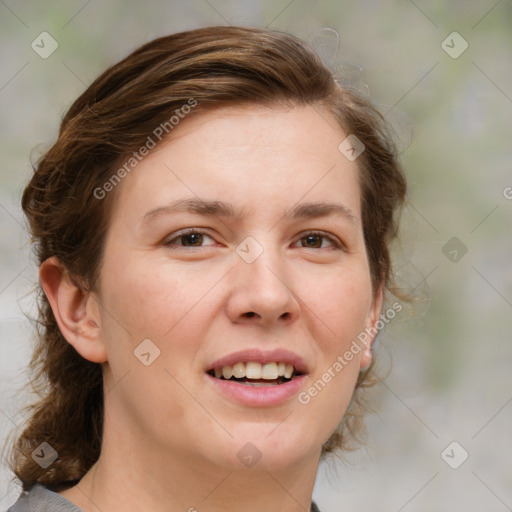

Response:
(97, 258), (208, 423)
(98, 255), (225, 369)
(296, 262), (373, 349)
(294, 264), (373, 434)
(102, 257), (187, 333)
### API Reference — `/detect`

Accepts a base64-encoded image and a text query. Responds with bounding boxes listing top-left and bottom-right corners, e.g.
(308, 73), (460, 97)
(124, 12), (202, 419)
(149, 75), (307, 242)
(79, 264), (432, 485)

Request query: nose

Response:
(225, 242), (300, 328)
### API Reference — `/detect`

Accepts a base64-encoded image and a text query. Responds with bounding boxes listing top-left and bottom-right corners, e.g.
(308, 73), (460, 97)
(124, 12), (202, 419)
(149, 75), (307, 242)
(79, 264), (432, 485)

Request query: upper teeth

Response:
(214, 362), (294, 380)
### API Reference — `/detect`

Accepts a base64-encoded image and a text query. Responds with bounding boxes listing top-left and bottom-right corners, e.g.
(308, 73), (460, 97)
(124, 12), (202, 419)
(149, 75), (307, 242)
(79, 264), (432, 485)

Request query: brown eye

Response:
(179, 232), (204, 247)
(301, 235), (323, 248)
(295, 232), (340, 249)
(164, 230), (215, 248)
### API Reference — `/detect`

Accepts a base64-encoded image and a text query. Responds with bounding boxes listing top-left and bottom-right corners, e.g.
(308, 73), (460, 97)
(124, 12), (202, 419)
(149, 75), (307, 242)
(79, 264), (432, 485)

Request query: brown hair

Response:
(8, 25), (407, 491)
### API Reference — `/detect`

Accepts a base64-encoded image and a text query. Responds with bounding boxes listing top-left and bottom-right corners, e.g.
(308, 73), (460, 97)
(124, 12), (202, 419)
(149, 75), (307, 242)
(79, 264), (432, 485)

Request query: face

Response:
(94, 104), (382, 471)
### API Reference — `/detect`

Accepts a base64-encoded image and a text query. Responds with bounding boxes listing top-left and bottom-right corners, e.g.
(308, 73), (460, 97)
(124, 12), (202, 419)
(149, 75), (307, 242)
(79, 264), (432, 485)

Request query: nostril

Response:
(244, 312), (256, 318)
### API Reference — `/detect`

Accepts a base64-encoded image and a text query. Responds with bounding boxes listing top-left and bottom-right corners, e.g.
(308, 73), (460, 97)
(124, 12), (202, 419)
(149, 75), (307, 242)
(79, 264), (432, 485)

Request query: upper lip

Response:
(207, 348), (308, 375)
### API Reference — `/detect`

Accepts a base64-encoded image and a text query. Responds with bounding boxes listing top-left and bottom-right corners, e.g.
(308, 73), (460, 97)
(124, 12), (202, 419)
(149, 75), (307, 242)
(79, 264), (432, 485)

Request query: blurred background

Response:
(0, 1), (511, 511)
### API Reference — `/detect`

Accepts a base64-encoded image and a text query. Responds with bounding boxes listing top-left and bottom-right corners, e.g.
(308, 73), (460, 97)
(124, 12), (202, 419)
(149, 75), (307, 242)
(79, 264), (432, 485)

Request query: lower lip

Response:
(205, 374), (306, 407)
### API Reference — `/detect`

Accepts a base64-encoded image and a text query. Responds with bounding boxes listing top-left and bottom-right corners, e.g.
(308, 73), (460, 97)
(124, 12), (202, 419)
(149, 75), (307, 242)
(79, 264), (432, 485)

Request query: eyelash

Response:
(164, 228), (344, 250)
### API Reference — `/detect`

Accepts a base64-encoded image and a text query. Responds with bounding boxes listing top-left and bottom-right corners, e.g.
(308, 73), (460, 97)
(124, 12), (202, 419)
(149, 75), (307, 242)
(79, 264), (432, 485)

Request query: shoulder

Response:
(311, 501), (322, 512)
(6, 484), (83, 512)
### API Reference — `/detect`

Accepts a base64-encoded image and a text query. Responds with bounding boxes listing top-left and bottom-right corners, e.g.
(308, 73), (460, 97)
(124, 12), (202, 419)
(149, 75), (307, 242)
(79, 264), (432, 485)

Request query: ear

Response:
(39, 256), (107, 363)
(359, 284), (384, 371)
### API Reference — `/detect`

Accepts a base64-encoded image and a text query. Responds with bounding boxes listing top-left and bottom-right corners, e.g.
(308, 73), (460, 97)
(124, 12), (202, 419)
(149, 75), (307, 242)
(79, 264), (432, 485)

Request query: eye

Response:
(163, 229), (343, 250)
(164, 229), (216, 248)
(293, 231), (342, 249)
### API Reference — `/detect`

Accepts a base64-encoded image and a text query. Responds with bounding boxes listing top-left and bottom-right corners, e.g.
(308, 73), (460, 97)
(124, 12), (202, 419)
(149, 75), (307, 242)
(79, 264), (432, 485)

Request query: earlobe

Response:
(39, 256), (107, 363)
(359, 285), (384, 371)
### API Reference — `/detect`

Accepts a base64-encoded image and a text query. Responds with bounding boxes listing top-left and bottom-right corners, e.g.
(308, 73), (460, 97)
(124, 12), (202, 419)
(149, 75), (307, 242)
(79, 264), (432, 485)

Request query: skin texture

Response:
(40, 104), (383, 512)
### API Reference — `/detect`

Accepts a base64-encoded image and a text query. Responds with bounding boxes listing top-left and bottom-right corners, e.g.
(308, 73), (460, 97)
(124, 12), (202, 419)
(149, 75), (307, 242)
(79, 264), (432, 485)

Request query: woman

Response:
(6, 26), (407, 512)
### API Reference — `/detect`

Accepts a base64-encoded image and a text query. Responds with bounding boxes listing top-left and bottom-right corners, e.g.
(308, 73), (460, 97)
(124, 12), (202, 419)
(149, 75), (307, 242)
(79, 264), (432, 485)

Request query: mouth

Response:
(205, 349), (308, 406)
(207, 361), (302, 387)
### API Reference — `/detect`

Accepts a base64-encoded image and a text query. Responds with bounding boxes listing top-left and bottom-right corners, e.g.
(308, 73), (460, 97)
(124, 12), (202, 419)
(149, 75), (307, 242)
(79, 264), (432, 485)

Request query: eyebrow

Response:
(142, 198), (358, 225)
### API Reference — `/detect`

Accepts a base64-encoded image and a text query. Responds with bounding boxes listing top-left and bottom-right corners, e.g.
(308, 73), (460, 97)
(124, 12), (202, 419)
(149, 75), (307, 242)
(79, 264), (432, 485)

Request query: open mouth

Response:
(207, 361), (302, 387)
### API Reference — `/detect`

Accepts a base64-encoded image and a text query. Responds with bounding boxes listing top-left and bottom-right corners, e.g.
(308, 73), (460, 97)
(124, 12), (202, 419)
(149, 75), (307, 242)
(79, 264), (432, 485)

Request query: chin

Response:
(205, 421), (322, 472)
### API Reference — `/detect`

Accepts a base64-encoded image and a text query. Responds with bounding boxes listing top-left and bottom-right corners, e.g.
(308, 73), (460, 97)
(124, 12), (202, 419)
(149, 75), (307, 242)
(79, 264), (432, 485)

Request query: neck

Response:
(59, 420), (320, 512)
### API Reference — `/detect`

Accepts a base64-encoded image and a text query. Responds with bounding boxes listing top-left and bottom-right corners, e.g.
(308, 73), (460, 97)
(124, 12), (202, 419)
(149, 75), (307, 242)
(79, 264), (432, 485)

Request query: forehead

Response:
(109, 104), (362, 225)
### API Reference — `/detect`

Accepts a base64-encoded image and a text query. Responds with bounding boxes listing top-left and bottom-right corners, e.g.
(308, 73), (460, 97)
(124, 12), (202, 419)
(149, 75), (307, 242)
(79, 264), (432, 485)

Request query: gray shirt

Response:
(6, 484), (82, 511)
(7, 484), (322, 511)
